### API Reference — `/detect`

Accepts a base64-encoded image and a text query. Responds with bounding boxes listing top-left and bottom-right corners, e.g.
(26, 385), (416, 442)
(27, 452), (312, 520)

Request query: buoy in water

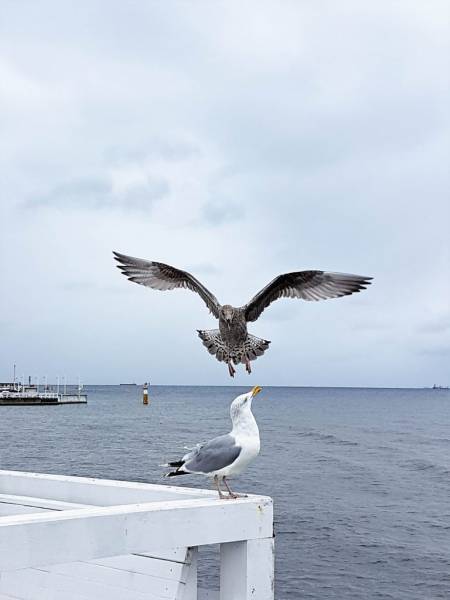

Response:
(143, 382), (149, 405)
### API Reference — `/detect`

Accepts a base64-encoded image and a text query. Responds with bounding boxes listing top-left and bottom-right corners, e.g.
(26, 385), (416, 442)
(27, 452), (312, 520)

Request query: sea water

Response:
(1, 385), (449, 599)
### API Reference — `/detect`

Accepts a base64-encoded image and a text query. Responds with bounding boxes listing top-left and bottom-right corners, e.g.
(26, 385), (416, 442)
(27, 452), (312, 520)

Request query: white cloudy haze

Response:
(1, 1), (449, 386)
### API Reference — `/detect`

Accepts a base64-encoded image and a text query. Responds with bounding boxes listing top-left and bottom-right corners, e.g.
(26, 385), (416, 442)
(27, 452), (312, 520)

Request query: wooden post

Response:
(179, 547), (198, 600)
(220, 537), (274, 600)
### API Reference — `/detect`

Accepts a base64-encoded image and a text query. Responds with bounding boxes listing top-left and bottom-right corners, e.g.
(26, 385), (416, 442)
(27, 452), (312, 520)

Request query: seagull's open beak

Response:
(251, 385), (262, 397)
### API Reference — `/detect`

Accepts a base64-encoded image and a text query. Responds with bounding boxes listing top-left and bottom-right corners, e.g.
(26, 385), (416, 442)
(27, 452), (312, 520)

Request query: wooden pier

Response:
(0, 470), (274, 599)
(0, 383), (87, 406)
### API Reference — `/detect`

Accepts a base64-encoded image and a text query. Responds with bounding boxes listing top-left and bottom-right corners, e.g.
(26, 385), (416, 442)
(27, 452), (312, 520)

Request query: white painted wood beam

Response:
(219, 537), (274, 600)
(0, 497), (273, 572)
(178, 547), (198, 600)
(0, 471), (217, 505)
(0, 494), (94, 511)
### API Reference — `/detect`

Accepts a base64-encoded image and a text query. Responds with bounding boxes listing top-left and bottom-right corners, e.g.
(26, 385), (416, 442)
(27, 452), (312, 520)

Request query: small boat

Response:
(0, 369), (87, 406)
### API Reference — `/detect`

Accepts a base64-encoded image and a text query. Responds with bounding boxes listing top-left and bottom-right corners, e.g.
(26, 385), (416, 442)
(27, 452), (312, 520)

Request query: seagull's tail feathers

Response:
(197, 329), (228, 363)
(165, 469), (187, 478)
(240, 334), (271, 363)
(164, 461), (190, 477)
(163, 455), (194, 477)
(197, 329), (271, 365)
(160, 460), (184, 468)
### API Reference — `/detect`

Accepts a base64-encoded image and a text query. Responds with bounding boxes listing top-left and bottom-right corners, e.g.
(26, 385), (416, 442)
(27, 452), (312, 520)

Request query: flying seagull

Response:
(113, 251), (372, 377)
(164, 386), (263, 499)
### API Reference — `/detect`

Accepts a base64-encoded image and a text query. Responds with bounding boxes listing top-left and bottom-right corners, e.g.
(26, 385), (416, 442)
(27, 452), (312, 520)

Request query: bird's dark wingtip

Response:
(113, 251), (129, 262)
(165, 470), (186, 478)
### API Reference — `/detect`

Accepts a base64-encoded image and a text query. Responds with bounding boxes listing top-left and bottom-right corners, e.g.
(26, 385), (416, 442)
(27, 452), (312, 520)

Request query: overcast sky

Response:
(1, 1), (449, 386)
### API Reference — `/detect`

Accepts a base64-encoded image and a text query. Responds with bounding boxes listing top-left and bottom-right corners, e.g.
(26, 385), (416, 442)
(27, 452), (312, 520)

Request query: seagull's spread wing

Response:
(113, 251), (221, 318)
(244, 271), (373, 322)
(183, 434), (241, 474)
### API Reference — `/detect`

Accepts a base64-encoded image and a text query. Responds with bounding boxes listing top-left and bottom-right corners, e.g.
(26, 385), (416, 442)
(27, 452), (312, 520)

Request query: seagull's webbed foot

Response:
(222, 476), (248, 499)
(227, 362), (236, 378)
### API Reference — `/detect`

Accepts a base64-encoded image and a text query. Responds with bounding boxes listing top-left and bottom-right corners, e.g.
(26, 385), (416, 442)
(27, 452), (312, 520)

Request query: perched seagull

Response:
(163, 386), (263, 499)
(113, 251), (372, 377)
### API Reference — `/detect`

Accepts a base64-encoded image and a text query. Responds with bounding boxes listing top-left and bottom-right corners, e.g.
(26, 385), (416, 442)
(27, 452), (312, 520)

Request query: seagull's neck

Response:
(231, 406), (259, 438)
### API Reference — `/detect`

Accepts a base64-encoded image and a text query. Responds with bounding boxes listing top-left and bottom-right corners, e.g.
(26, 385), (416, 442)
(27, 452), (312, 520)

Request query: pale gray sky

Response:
(1, 1), (449, 386)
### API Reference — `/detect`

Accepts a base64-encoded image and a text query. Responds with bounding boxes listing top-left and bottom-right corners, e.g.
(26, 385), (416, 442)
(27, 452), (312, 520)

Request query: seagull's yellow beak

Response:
(251, 385), (262, 397)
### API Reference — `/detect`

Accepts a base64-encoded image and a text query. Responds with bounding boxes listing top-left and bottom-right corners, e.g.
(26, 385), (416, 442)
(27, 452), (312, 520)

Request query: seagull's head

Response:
(221, 305), (234, 328)
(230, 386), (262, 420)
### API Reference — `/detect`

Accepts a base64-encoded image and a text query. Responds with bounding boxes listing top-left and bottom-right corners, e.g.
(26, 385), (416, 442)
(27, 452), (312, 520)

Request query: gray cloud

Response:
(23, 176), (169, 212)
(418, 344), (450, 357)
(417, 313), (450, 335)
(59, 280), (97, 292)
(104, 139), (202, 167)
(0, 0), (448, 386)
(202, 198), (245, 226)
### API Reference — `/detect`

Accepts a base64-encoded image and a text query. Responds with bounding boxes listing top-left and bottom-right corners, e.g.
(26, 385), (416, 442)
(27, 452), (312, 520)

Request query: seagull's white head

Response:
(230, 386), (262, 422)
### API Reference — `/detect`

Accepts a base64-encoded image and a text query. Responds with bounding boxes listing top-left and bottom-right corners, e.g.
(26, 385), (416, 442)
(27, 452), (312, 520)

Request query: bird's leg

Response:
(245, 355), (252, 374)
(222, 476), (247, 499)
(214, 474), (227, 499)
(222, 476), (236, 498)
(227, 361), (236, 377)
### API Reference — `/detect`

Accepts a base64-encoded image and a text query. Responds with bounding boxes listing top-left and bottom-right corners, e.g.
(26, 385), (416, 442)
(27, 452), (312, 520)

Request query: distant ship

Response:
(119, 383), (137, 386)
(432, 384), (449, 390)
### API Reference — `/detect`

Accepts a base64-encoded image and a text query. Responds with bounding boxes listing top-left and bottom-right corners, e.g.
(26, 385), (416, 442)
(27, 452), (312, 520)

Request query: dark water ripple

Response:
(0, 385), (449, 599)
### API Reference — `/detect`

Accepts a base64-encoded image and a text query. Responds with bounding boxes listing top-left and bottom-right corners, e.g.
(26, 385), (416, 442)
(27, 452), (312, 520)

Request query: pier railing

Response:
(0, 391), (59, 399)
(0, 470), (274, 599)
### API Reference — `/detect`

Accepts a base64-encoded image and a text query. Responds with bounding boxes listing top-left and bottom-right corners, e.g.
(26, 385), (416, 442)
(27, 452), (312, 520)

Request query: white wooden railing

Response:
(0, 470), (274, 599)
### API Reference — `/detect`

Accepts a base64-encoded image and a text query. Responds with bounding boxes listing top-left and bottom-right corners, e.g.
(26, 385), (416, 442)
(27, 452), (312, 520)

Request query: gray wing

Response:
(244, 271), (373, 322)
(183, 434), (241, 474)
(113, 251), (221, 318)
